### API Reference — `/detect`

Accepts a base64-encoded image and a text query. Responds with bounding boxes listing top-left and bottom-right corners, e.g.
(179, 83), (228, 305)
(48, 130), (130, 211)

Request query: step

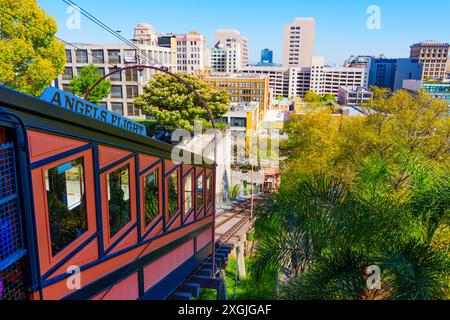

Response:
(197, 268), (213, 276)
(191, 276), (222, 290)
(181, 283), (201, 297)
(173, 292), (192, 301)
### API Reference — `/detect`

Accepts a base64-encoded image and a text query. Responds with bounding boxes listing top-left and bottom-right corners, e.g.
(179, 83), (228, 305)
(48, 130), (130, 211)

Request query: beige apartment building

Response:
(410, 41), (449, 80)
(283, 18), (316, 68)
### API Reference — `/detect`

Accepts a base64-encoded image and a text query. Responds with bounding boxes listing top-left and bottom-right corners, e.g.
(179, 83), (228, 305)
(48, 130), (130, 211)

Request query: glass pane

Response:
(144, 169), (159, 226)
(184, 173), (193, 215)
(107, 165), (131, 238)
(197, 175), (204, 208)
(45, 158), (87, 256)
(168, 171), (179, 218)
(206, 176), (213, 206)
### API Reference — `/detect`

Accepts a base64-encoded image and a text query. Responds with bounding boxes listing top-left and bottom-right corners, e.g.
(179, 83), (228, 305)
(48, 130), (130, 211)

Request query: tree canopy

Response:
(252, 88), (450, 300)
(134, 73), (230, 131)
(0, 0), (65, 96)
(69, 64), (111, 105)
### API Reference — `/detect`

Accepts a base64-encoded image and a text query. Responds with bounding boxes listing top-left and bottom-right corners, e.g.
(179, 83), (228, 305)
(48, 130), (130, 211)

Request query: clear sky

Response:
(37, 0), (450, 66)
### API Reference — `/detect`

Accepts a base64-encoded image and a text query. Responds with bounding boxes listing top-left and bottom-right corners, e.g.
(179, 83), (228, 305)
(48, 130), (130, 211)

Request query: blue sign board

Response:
(40, 87), (147, 136)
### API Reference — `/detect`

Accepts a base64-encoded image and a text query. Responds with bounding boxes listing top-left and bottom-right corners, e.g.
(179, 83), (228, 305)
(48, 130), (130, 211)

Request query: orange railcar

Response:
(0, 86), (215, 300)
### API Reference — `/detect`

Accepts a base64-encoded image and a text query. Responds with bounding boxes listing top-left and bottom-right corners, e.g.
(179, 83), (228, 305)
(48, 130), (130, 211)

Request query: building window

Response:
(111, 85), (123, 98)
(125, 69), (139, 82)
(184, 172), (193, 215)
(144, 169), (159, 226)
(45, 158), (87, 256)
(168, 171), (179, 218)
(127, 103), (140, 117)
(197, 174), (204, 208)
(76, 50), (88, 63)
(111, 102), (124, 115)
(110, 69), (122, 81)
(99, 101), (108, 109)
(108, 50), (121, 64)
(63, 67), (73, 80)
(91, 50), (104, 64)
(126, 85), (139, 99)
(62, 84), (72, 93)
(65, 50), (72, 63)
(97, 67), (106, 77)
(107, 165), (131, 238)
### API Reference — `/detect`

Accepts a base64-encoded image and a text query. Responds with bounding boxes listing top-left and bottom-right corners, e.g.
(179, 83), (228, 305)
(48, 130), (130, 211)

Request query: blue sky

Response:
(38, 0), (450, 66)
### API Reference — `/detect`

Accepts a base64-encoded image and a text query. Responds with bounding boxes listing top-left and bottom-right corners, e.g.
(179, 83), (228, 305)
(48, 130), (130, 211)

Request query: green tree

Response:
(134, 73), (230, 131)
(0, 0), (65, 96)
(252, 89), (450, 300)
(69, 64), (111, 105)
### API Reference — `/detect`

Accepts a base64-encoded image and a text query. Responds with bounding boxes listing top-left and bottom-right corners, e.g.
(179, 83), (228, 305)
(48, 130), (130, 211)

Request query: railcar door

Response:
(0, 125), (30, 300)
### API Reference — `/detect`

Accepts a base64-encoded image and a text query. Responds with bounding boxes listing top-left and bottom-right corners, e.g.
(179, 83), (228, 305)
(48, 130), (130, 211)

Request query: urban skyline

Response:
(38, 0), (450, 66)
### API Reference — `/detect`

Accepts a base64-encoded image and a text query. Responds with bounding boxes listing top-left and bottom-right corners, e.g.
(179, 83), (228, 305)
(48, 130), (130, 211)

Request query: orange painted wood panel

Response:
(28, 130), (88, 163)
(41, 216), (213, 300)
(92, 273), (139, 301)
(98, 145), (132, 169)
(143, 239), (194, 291)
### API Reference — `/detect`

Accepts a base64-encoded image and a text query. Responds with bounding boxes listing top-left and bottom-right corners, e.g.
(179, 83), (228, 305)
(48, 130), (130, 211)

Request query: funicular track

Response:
(170, 198), (263, 300)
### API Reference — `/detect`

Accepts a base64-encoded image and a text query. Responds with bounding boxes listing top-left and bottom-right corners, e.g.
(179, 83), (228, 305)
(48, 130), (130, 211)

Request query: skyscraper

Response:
(214, 29), (249, 68)
(282, 18), (316, 68)
(410, 41), (449, 80)
(260, 49), (273, 65)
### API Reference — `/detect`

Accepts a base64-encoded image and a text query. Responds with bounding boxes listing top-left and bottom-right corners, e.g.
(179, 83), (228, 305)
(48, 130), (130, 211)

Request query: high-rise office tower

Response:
(260, 49), (273, 65)
(283, 18), (316, 68)
(214, 29), (249, 67)
(410, 41), (449, 80)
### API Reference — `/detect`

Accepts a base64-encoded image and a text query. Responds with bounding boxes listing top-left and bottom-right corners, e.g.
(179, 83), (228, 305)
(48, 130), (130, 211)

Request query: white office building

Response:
(56, 43), (175, 119)
(241, 65), (290, 98)
(209, 42), (243, 73)
(214, 29), (249, 68)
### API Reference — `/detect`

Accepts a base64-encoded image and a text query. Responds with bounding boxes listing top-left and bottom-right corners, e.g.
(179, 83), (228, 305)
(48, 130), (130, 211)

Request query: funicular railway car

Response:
(0, 85), (215, 300)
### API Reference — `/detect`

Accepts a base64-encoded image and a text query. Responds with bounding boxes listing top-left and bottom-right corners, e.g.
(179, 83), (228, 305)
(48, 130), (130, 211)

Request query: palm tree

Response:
(251, 156), (450, 300)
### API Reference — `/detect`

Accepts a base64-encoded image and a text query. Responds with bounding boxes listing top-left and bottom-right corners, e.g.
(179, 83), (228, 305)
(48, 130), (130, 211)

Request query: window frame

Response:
(195, 169), (205, 218)
(32, 149), (97, 271)
(183, 169), (195, 218)
(140, 163), (163, 234)
(165, 168), (181, 224)
(101, 158), (137, 249)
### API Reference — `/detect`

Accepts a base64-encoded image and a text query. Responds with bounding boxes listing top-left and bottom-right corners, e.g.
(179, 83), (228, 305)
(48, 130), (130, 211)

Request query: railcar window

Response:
(168, 171), (179, 218)
(197, 175), (204, 208)
(45, 158), (87, 256)
(144, 169), (159, 226)
(107, 165), (131, 238)
(184, 173), (193, 215)
(206, 176), (213, 207)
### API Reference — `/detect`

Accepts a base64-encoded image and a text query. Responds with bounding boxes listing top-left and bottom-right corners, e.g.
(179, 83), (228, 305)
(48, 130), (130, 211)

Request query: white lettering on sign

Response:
(40, 87), (146, 137)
